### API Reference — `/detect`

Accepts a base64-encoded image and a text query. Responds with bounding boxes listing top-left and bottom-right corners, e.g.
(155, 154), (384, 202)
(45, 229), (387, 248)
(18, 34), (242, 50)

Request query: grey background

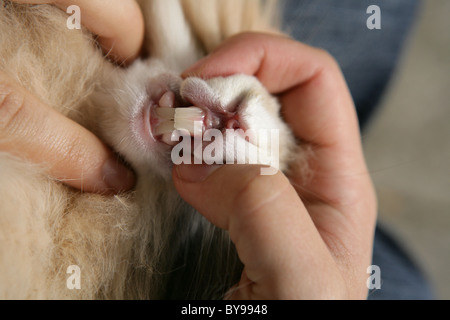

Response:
(363, 0), (450, 299)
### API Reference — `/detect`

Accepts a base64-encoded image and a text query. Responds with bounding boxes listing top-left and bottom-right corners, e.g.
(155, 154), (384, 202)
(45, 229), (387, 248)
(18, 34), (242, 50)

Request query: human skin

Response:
(174, 33), (378, 299)
(0, 0), (143, 194)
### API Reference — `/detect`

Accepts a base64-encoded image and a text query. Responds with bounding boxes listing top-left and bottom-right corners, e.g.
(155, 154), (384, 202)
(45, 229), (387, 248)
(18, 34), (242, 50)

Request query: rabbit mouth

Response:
(144, 80), (246, 148)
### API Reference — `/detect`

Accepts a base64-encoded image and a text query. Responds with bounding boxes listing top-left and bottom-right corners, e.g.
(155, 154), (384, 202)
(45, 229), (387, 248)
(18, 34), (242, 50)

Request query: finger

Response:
(0, 73), (135, 194)
(183, 32), (374, 213)
(183, 32), (359, 153)
(182, 33), (377, 286)
(173, 164), (345, 299)
(13, 0), (144, 64)
(183, 32), (320, 94)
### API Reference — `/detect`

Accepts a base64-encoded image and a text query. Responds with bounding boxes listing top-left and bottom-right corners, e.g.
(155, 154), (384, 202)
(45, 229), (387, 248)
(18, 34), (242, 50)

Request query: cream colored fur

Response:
(0, 0), (296, 299)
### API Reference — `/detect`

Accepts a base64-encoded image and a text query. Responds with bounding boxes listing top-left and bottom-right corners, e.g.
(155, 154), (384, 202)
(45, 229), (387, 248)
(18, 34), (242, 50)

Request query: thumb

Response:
(0, 73), (135, 194)
(173, 164), (337, 299)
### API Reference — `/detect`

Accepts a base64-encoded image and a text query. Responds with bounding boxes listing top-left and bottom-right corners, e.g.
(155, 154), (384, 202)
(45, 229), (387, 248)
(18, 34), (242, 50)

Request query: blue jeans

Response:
(283, 0), (434, 299)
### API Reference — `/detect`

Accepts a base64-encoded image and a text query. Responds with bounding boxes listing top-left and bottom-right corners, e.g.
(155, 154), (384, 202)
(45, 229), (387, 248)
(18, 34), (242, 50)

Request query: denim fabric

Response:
(282, 0), (421, 130)
(368, 225), (435, 300)
(283, 0), (435, 300)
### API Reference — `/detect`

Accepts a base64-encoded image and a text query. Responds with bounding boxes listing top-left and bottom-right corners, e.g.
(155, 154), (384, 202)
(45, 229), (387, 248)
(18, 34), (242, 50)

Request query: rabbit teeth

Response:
(155, 106), (204, 136)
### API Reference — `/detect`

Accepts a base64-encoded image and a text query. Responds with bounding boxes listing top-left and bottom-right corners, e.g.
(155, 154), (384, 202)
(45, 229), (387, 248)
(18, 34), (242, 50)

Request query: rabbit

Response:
(0, 0), (302, 299)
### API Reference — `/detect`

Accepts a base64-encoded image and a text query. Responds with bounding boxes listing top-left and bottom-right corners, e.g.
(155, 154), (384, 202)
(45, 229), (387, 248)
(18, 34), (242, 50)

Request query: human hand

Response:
(173, 33), (377, 299)
(13, 0), (144, 64)
(0, 0), (143, 194)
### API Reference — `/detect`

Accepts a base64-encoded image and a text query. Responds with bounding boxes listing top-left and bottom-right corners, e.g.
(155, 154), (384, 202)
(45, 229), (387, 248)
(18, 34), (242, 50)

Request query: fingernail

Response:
(102, 158), (136, 193)
(175, 164), (220, 183)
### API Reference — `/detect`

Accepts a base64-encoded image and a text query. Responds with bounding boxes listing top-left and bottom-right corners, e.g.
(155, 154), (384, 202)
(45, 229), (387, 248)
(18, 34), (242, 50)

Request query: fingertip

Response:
(52, 0), (145, 66)
(98, 2), (145, 65)
(100, 156), (136, 194)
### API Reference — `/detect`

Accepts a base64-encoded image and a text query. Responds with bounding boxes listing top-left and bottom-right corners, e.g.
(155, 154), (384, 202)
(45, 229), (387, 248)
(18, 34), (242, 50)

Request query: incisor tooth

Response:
(159, 91), (175, 108)
(174, 119), (194, 133)
(174, 107), (204, 135)
(155, 120), (175, 135)
(161, 131), (179, 146)
(174, 120), (203, 135)
(175, 107), (204, 119)
(155, 107), (175, 120)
